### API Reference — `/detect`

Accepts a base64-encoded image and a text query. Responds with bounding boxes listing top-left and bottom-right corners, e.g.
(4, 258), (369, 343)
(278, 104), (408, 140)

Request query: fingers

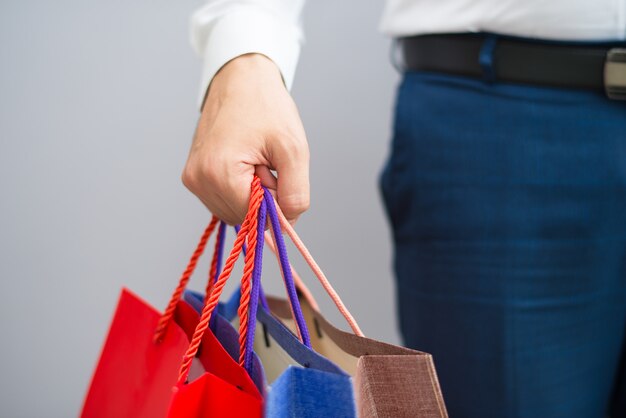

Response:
(255, 165), (278, 192)
(183, 132), (309, 226)
(182, 144), (254, 226)
(218, 163), (255, 225)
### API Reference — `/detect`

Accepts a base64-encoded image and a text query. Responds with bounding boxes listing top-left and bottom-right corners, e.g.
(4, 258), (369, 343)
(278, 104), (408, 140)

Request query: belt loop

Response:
(479, 34), (498, 83)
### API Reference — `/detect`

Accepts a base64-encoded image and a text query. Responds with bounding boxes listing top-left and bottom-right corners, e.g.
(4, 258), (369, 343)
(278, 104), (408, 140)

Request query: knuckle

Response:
(282, 193), (310, 214)
(220, 212), (241, 226)
(181, 165), (198, 190)
(182, 159), (222, 193)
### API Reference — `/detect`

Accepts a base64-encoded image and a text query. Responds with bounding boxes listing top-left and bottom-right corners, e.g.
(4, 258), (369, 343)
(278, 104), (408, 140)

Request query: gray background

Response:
(0, 1), (399, 416)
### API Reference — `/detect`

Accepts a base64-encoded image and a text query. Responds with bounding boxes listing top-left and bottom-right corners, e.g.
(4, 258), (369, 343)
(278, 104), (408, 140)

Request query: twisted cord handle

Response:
(236, 193), (264, 366)
(178, 176), (264, 383)
(206, 221), (226, 302)
(209, 216), (311, 346)
(241, 198), (267, 369)
(153, 216), (219, 343)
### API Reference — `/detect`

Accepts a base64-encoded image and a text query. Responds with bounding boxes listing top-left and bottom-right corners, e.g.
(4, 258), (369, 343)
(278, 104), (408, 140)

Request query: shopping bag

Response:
(260, 196), (449, 418)
(185, 188), (357, 417)
(187, 289), (357, 418)
(194, 293), (266, 392)
(81, 183), (267, 418)
(270, 295), (448, 418)
(191, 220), (265, 392)
(186, 289), (347, 383)
(81, 288), (262, 418)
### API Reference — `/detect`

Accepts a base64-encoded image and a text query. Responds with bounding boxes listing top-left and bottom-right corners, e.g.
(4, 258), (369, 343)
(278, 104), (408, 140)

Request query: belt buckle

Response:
(605, 48), (626, 100)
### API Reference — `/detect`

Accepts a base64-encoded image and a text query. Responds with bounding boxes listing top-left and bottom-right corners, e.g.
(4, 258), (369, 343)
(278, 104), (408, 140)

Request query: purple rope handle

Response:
(243, 199), (266, 371)
(263, 187), (311, 348)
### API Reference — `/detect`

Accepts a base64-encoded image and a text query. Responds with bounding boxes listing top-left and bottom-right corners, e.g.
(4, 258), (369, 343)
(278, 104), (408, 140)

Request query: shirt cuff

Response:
(195, 8), (302, 109)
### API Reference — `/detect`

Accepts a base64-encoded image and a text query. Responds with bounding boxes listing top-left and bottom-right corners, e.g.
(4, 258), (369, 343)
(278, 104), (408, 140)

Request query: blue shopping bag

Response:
(185, 290), (356, 418)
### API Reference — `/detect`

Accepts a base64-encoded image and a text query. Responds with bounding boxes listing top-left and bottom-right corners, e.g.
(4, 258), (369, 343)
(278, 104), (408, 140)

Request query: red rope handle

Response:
(153, 216), (219, 343)
(178, 177), (264, 383)
(205, 222), (225, 301)
(236, 198), (261, 366)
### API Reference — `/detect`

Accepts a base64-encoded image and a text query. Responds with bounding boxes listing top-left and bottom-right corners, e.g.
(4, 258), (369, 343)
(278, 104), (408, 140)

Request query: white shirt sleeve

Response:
(190, 0), (306, 108)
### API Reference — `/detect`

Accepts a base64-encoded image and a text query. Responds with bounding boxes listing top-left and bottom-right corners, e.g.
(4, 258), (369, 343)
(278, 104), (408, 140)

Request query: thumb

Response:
(270, 140), (310, 223)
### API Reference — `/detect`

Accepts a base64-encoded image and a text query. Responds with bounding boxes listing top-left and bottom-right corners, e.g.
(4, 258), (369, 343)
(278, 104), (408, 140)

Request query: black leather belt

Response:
(401, 33), (626, 100)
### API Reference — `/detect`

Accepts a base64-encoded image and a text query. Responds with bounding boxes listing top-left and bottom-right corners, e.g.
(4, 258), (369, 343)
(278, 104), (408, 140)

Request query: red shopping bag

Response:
(81, 289), (261, 418)
(81, 180), (267, 418)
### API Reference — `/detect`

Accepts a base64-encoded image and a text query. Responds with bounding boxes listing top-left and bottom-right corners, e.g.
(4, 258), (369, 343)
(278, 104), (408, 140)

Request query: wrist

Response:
(204, 54), (285, 108)
(220, 53), (282, 77)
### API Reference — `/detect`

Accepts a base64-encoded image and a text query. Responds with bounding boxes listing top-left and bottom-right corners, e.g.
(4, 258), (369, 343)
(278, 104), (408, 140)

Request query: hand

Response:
(183, 53), (310, 225)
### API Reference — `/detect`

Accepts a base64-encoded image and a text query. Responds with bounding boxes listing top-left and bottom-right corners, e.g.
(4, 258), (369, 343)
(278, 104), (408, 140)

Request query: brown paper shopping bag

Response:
(261, 205), (449, 418)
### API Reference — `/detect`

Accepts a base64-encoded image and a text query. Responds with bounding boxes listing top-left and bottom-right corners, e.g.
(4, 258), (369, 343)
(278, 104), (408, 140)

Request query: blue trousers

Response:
(380, 50), (626, 417)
